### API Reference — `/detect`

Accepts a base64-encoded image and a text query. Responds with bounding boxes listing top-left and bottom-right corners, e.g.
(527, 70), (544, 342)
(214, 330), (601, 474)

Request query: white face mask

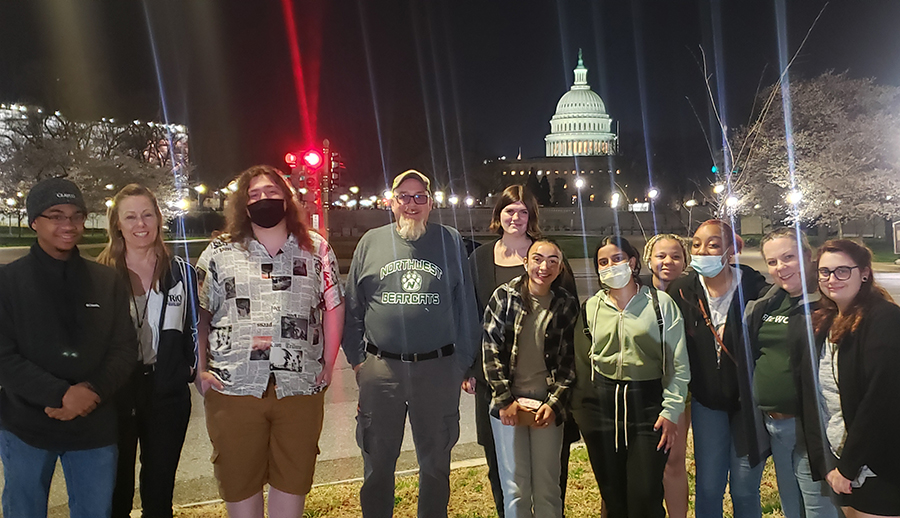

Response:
(691, 254), (728, 278)
(599, 262), (633, 289)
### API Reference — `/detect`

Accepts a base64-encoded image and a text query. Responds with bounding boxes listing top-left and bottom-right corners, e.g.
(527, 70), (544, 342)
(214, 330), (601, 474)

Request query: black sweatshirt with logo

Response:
(0, 244), (137, 450)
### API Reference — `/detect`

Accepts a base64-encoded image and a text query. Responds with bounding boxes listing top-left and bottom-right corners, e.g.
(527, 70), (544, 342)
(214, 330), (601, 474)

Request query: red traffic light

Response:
(303, 150), (323, 169)
(284, 152), (298, 166)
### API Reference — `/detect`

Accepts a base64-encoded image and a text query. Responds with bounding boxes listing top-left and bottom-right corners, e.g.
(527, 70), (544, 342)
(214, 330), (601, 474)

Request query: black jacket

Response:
(0, 244), (137, 450)
(146, 256), (199, 396)
(796, 297), (900, 485)
(745, 286), (819, 450)
(668, 264), (770, 465)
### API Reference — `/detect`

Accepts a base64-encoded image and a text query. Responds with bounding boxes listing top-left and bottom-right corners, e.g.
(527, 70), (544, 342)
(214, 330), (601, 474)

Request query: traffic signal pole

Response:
(321, 139), (330, 240)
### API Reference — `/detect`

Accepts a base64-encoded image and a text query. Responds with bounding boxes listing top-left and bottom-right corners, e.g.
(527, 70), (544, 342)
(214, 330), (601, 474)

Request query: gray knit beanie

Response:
(26, 178), (87, 225)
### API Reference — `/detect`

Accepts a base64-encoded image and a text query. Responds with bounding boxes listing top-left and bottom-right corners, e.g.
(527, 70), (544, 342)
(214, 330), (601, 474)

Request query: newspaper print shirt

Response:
(197, 231), (343, 398)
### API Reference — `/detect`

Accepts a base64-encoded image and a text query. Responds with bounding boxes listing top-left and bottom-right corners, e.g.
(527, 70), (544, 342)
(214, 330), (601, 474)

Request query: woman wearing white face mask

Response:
(571, 235), (690, 518)
(668, 220), (770, 518)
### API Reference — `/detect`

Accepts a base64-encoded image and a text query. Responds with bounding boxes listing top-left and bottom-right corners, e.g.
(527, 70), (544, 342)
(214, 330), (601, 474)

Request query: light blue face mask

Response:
(691, 254), (728, 278)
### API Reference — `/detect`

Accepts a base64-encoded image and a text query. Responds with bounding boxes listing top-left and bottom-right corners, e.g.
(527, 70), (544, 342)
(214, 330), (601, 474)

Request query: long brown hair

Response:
(813, 239), (893, 342)
(489, 184), (541, 239)
(224, 165), (312, 251)
(518, 239), (566, 314)
(97, 184), (171, 289)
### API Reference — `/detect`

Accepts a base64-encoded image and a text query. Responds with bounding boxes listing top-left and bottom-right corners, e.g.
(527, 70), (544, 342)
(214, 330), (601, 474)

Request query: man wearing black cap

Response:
(0, 177), (137, 517)
(343, 170), (479, 518)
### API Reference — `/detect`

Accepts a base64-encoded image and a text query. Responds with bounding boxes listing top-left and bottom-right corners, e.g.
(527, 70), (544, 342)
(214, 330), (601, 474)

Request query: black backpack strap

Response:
(650, 287), (664, 347)
(581, 301), (592, 341)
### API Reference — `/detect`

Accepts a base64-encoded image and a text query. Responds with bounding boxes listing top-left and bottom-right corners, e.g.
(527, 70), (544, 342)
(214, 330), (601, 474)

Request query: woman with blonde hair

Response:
(642, 233), (691, 518)
(98, 184), (199, 518)
(745, 228), (837, 518)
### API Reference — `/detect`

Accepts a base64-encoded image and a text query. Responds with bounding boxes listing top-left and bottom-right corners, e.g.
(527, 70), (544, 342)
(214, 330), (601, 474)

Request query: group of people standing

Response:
(475, 187), (900, 518)
(0, 168), (897, 518)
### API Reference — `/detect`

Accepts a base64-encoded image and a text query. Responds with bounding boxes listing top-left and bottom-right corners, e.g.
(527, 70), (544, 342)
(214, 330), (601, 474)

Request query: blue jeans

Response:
(764, 415), (838, 518)
(491, 416), (563, 518)
(692, 400), (764, 518)
(0, 429), (118, 518)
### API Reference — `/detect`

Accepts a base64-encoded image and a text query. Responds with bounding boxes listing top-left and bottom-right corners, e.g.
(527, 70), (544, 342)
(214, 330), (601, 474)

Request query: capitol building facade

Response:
(544, 50), (618, 158)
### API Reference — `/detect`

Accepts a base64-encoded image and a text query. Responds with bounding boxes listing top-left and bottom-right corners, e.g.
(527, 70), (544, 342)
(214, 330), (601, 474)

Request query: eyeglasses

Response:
(37, 213), (86, 225)
(817, 265), (859, 281)
(394, 193), (430, 205)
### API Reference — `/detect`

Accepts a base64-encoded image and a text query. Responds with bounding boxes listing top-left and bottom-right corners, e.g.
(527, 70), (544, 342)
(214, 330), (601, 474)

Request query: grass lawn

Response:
(172, 440), (785, 518)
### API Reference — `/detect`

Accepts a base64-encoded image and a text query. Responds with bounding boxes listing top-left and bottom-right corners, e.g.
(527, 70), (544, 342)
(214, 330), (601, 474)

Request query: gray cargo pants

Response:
(355, 352), (462, 518)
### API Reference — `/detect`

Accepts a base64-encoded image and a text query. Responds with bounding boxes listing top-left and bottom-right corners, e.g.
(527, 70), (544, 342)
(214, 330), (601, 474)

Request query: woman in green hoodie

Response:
(572, 235), (690, 518)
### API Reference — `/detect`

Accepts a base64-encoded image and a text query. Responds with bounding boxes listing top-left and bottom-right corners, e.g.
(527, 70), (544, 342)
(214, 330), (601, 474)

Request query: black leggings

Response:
(574, 375), (668, 518)
(111, 368), (191, 518)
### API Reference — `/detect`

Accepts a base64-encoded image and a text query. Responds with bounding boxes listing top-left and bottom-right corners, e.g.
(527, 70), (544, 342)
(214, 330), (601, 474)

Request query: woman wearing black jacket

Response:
(99, 184), (199, 518)
(667, 220), (769, 518)
(468, 185), (578, 517)
(798, 240), (900, 517)
(744, 229), (837, 518)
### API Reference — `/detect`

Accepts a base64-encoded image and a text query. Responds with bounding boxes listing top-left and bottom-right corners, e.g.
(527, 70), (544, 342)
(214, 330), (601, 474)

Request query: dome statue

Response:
(545, 49), (618, 157)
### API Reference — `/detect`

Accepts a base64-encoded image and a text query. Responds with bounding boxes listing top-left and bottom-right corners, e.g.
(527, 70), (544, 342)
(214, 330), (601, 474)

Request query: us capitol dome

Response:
(545, 50), (618, 157)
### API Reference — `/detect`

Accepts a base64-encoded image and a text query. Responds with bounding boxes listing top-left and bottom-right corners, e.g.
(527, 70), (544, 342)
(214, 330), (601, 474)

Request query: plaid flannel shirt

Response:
(482, 276), (579, 425)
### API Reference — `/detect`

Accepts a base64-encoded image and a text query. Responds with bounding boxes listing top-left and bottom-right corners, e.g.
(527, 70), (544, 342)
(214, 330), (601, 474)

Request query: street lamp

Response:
(713, 183), (725, 195)
(786, 190), (802, 205)
(382, 190), (393, 200)
(434, 191), (445, 207)
(105, 199), (114, 208)
(610, 192), (621, 209)
(725, 196), (739, 208)
(195, 184), (207, 207)
(683, 199), (698, 233)
(647, 187), (660, 200)
(449, 194), (459, 206)
(105, 183), (115, 191)
(465, 196), (475, 207)
(349, 186), (359, 194)
(574, 177), (585, 189)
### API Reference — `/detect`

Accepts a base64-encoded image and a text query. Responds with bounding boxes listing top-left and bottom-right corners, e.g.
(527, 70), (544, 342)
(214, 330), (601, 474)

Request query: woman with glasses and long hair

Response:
(572, 235), (690, 518)
(667, 220), (769, 518)
(744, 228), (837, 518)
(98, 184), (199, 518)
(468, 185), (579, 517)
(798, 240), (900, 517)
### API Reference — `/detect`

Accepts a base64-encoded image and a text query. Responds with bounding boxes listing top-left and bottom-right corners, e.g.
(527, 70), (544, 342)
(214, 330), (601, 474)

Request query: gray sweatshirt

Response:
(342, 222), (479, 373)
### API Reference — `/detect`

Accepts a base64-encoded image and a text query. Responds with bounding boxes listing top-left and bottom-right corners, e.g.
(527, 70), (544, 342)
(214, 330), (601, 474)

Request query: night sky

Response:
(1, 0), (898, 194)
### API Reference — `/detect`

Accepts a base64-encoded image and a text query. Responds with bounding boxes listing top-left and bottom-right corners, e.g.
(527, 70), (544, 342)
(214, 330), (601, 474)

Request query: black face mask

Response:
(247, 198), (286, 228)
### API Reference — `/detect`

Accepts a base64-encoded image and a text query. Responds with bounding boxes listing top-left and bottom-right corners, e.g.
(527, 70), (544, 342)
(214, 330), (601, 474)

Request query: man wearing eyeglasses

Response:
(0, 177), (137, 517)
(343, 170), (479, 517)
